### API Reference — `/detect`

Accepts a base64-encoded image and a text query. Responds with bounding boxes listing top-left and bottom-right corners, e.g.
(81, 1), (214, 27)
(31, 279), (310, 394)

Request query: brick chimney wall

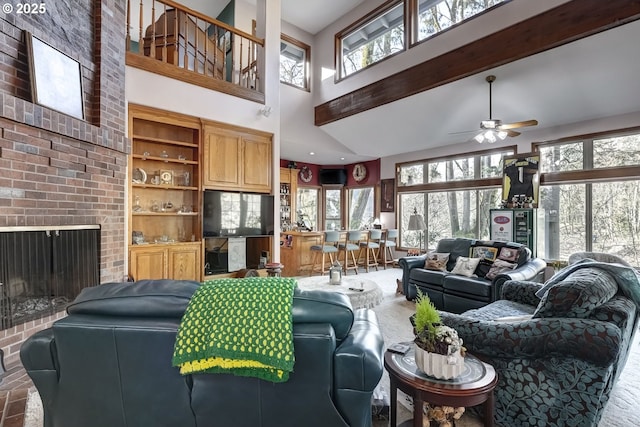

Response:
(0, 1), (128, 366)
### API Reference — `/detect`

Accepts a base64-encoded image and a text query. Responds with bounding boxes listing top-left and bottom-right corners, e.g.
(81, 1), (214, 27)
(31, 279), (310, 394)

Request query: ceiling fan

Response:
(473, 75), (538, 143)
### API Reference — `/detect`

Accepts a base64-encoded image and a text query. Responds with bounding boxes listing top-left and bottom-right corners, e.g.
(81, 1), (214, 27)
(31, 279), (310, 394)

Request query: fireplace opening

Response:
(0, 225), (100, 330)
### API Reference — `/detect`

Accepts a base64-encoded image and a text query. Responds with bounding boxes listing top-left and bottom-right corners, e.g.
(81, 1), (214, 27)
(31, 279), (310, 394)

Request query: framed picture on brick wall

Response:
(26, 32), (84, 120)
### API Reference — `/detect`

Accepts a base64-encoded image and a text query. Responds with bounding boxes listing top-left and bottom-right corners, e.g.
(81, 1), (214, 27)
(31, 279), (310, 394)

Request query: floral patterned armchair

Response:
(439, 261), (640, 427)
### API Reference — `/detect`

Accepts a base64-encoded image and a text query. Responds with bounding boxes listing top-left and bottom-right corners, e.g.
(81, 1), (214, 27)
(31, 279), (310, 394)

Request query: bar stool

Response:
(310, 231), (340, 275)
(381, 229), (398, 269)
(338, 230), (362, 275)
(358, 229), (382, 272)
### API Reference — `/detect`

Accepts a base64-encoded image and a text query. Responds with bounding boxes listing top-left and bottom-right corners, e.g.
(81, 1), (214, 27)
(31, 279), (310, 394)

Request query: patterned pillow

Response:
(450, 257), (481, 277)
(533, 267), (618, 319)
(485, 259), (518, 280)
(497, 246), (521, 262)
(424, 252), (450, 271)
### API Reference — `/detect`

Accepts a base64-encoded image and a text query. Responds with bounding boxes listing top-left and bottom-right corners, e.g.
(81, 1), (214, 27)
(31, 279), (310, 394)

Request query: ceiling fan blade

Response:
(499, 119), (538, 130)
(506, 129), (521, 137)
(448, 129), (476, 135)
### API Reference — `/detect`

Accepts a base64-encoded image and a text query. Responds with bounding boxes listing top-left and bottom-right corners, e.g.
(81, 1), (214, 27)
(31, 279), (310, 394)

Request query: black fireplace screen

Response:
(0, 226), (100, 329)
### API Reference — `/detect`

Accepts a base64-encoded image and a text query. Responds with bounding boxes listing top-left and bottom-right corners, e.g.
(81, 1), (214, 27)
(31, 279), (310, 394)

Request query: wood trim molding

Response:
(315, 0), (640, 126)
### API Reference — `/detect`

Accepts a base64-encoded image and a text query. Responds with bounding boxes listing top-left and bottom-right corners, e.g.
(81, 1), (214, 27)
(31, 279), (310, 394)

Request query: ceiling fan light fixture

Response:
(481, 119), (500, 129)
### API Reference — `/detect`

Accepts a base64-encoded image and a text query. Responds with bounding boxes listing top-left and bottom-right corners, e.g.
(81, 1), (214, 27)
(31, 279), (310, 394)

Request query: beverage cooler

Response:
(490, 208), (543, 257)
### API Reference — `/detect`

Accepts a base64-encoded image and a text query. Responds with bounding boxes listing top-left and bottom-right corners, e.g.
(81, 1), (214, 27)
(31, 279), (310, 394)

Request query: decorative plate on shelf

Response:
(132, 167), (147, 184)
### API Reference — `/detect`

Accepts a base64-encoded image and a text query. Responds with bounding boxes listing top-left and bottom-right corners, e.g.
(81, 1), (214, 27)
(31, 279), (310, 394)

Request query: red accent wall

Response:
(280, 159), (380, 187)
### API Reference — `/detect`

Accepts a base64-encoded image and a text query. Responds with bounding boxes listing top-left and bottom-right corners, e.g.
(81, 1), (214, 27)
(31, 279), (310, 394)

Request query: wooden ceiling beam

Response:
(315, 0), (640, 126)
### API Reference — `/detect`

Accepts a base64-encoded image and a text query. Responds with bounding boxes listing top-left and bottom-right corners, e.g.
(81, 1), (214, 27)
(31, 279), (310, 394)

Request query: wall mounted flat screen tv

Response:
(203, 190), (275, 237)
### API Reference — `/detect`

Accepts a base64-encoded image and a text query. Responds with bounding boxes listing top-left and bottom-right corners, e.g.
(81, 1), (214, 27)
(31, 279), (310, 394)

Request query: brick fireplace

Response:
(0, 1), (128, 366)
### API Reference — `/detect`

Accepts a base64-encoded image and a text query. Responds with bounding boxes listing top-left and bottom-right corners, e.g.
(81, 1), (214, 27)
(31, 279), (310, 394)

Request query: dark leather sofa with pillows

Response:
(399, 238), (547, 313)
(20, 279), (385, 427)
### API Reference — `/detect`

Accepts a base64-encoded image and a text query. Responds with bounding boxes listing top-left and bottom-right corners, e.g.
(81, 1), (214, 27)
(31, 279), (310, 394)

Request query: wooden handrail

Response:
(158, 0), (264, 45)
(126, 0), (265, 100)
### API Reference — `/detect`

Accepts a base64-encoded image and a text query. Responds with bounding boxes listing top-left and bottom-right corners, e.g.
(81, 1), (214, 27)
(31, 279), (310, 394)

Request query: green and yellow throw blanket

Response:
(172, 277), (296, 383)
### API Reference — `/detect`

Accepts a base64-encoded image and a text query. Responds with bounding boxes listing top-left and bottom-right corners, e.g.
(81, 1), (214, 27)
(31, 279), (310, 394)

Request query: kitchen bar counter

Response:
(279, 231), (323, 277)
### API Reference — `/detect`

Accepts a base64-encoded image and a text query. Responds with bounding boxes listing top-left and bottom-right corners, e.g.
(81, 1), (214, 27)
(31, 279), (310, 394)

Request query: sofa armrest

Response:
(20, 328), (60, 399)
(334, 308), (384, 427)
(439, 312), (621, 367)
(500, 280), (544, 306)
(334, 308), (384, 392)
(398, 255), (428, 298)
(493, 257), (547, 299)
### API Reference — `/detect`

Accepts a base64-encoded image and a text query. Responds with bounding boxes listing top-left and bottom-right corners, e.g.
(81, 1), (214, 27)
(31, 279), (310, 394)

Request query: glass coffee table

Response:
(384, 344), (497, 427)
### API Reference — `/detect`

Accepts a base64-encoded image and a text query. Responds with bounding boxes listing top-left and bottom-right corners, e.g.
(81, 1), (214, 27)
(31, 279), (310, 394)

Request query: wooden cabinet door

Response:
(130, 246), (167, 280)
(241, 135), (272, 192)
(168, 244), (201, 281)
(203, 125), (241, 188)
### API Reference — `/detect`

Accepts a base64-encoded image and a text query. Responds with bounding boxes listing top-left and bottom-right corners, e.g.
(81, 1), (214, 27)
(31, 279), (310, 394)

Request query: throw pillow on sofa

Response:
(497, 246), (520, 262)
(450, 257), (481, 277)
(485, 259), (518, 280)
(424, 252), (450, 271)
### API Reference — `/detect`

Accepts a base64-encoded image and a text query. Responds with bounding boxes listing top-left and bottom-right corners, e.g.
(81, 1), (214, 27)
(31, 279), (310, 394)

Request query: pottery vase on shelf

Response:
(414, 345), (465, 380)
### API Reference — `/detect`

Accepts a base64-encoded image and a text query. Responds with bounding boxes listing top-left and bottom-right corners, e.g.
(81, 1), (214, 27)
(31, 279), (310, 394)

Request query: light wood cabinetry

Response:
(279, 167), (298, 231)
(128, 105), (202, 281)
(130, 243), (201, 281)
(202, 121), (272, 193)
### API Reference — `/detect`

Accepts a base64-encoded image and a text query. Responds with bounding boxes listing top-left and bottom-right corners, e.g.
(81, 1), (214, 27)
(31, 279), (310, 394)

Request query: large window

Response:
(396, 129), (640, 266)
(347, 187), (375, 229)
(296, 187), (319, 230)
(324, 187), (342, 230)
(398, 148), (512, 248)
(280, 34), (310, 90)
(337, 1), (405, 79)
(415, 0), (506, 43)
(537, 131), (640, 264)
(336, 0), (507, 79)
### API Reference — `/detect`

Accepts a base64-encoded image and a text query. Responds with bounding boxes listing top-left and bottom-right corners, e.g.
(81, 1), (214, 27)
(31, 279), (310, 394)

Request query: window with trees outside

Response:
(397, 128), (640, 266)
(336, 0), (508, 79)
(324, 187), (342, 230)
(296, 187), (319, 230)
(414, 0), (506, 44)
(280, 34), (310, 90)
(347, 187), (375, 230)
(398, 149), (512, 250)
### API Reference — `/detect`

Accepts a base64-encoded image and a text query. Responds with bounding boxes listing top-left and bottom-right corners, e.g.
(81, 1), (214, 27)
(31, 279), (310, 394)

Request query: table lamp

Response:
(407, 207), (426, 254)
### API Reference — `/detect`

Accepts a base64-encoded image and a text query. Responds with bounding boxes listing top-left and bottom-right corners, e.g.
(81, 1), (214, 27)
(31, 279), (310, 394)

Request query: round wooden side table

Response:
(384, 345), (497, 427)
(265, 263), (283, 277)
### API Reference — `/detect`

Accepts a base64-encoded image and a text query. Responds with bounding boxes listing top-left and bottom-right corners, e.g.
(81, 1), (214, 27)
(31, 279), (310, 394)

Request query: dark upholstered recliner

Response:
(20, 279), (385, 427)
(439, 261), (640, 427)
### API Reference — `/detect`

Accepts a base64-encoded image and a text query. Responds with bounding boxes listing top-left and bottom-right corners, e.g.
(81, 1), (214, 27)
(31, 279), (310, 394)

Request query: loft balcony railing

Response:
(126, 0), (264, 103)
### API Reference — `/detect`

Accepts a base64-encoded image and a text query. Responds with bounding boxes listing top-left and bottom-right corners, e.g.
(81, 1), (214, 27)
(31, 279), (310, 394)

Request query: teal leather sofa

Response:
(20, 279), (385, 427)
(439, 260), (640, 427)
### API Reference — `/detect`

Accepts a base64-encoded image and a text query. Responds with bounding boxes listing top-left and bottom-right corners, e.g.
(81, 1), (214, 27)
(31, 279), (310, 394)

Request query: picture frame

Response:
(380, 178), (395, 212)
(25, 31), (85, 120)
(502, 153), (540, 208)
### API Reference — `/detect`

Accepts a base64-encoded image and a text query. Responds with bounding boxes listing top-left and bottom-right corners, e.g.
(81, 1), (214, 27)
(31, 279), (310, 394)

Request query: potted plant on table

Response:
(412, 291), (465, 380)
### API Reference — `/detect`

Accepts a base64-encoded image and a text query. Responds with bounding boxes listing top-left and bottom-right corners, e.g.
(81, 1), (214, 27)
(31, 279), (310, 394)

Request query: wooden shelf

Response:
(132, 134), (198, 148)
(132, 154), (198, 165)
(132, 212), (198, 216)
(132, 183), (198, 191)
